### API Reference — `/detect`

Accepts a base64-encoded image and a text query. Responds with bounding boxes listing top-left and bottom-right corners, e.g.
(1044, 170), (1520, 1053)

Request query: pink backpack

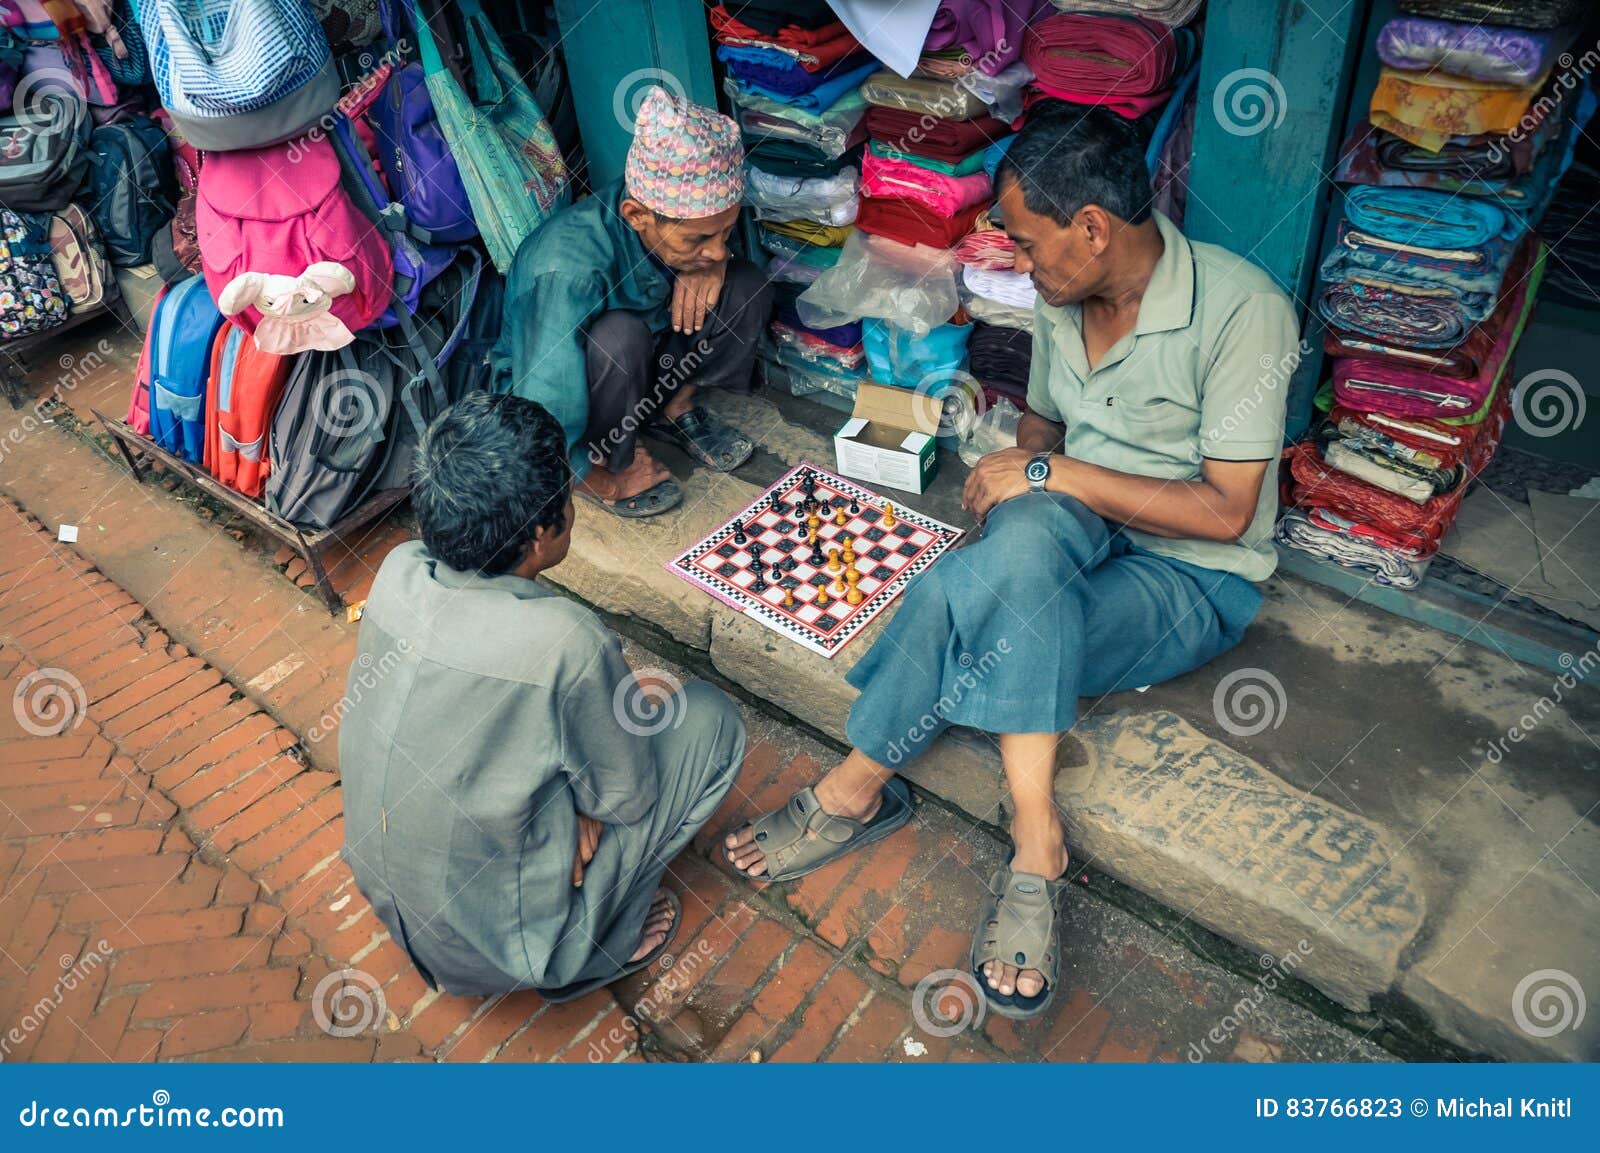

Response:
(194, 136), (392, 344)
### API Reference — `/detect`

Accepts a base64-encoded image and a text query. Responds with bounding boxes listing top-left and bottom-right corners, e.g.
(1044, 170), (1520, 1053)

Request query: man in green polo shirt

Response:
(721, 108), (1299, 1021)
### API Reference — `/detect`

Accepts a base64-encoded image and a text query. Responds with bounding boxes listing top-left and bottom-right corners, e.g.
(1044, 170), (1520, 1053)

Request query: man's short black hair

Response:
(997, 103), (1152, 227)
(411, 393), (571, 576)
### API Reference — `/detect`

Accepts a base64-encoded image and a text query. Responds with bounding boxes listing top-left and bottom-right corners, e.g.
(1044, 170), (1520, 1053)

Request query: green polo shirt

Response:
(1025, 212), (1298, 582)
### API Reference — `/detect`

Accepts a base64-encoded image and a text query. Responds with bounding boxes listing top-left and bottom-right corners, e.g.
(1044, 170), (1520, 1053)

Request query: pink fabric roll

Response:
(861, 150), (993, 217)
(1022, 13), (1177, 118)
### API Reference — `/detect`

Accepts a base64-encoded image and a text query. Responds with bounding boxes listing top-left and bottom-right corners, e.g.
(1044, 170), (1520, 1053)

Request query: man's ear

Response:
(618, 197), (654, 236)
(1076, 205), (1115, 256)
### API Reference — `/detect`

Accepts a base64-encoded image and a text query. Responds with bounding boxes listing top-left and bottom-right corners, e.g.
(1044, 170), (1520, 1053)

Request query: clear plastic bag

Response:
(958, 396), (1023, 467)
(797, 230), (961, 337)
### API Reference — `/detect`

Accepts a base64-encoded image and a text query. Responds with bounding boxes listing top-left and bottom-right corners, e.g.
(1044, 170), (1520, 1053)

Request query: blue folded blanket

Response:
(734, 59), (880, 113)
(1342, 185), (1520, 250)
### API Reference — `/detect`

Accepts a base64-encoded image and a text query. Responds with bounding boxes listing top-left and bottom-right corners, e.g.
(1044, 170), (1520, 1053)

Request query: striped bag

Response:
(136, 0), (338, 150)
(408, 0), (567, 272)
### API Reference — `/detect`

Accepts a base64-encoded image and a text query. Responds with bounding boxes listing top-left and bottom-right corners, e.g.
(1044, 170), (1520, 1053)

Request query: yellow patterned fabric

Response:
(1370, 66), (1544, 152)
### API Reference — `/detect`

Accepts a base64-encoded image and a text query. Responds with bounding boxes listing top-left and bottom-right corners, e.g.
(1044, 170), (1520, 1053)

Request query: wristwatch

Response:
(1025, 453), (1052, 493)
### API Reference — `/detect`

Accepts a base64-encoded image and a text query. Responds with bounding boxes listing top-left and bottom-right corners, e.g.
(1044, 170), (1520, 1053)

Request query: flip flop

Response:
(723, 776), (914, 884)
(648, 407), (754, 473)
(969, 864), (1065, 1020)
(576, 478), (682, 519)
(538, 889), (682, 1005)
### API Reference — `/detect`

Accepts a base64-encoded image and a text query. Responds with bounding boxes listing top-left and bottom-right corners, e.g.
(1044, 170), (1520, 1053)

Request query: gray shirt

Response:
(338, 542), (659, 994)
(1025, 212), (1299, 581)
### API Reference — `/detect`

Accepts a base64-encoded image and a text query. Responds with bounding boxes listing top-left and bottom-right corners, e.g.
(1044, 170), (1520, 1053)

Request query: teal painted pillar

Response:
(553, 0), (719, 189)
(1185, 1), (1367, 438)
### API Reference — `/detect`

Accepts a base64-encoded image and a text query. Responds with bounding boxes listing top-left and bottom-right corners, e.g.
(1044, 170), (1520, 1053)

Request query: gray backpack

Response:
(264, 248), (483, 530)
(0, 93), (91, 213)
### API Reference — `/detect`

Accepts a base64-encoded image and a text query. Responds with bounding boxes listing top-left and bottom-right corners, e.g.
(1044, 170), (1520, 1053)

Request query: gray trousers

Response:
(567, 680), (744, 987)
(582, 259), (773, 472)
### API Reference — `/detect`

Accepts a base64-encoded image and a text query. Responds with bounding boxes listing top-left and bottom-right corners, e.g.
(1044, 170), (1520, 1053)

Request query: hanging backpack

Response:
(0, 85), (91, 212)
(195, 134), (393, 347)
(328, 111), (457, 328)
(46, 201), (109, 309)
(92, 0), (148, 87)
(86, 117), (176, 266)
(265, 245), (482, 528)
(368, 28), (475, 243)
(124, 280), (169, 436)
(0, 206), (67, 337)
(146, 272), (226, 461)
(204, 320), (291, 497)
(405, 0), (566, 272)
(135, 0), (339, 151)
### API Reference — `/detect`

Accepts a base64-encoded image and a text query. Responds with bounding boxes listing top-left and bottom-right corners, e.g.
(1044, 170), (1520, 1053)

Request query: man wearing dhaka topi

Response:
(495, 85), (772, 518)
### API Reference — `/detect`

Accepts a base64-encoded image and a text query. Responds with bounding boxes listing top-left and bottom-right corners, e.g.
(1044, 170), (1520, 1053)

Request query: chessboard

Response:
(666, 463), (963, 658)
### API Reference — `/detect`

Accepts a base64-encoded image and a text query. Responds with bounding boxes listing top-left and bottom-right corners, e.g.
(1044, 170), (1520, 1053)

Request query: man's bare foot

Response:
(723, 755), (885, 878)
(629, 888), (678, 962)
(982, 817), (1068, 999)
(578, 448), (671, 504)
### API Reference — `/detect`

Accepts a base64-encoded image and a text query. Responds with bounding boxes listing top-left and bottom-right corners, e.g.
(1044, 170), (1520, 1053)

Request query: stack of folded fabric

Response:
(855, 71), (1007, 250)
(713, 4), (878, 393)
(1283, 2), (1592, 590)
(967, 320), (1033, 410)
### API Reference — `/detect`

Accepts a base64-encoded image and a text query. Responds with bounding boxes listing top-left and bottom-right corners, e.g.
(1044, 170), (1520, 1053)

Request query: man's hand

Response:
(671, 262), (727, 334)
(962, 447), (1037, 523)
(572, 814), (603, 888)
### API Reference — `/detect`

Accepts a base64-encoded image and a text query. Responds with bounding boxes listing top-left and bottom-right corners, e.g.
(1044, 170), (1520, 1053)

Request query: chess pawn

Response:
(882, 503), (897, 528)
(814, 584), (830, 607)
(832, 570), (846, 594)
(783, 583), (796, 608)
(733, 523), (747, 545)
(848, 497), (860, 516)
(827, 547), (842, 574)
(834, 505), (847, 527)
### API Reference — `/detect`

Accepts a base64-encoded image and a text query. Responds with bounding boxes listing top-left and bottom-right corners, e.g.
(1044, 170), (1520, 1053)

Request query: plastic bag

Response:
(797, 229), (960, 337)
(862, 318), (972, 388)
(958, 396), (1022, 467)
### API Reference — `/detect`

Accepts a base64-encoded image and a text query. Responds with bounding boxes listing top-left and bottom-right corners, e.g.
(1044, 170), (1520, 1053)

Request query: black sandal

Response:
(648, 408), (753, 473)
(576, 478), (682, 519)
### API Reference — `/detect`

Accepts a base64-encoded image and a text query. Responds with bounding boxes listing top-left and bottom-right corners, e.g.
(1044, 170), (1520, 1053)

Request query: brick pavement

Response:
(0, 498), (1384, 1064)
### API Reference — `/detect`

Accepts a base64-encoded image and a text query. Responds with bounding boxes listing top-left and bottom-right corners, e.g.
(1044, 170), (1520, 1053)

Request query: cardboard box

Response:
(833, 381), (943, 494)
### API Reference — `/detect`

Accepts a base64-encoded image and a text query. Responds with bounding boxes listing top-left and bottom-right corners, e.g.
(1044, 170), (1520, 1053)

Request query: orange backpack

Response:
(204, 321), (292, 498)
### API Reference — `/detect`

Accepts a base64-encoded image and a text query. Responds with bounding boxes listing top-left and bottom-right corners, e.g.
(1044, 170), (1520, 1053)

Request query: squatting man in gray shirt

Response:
(338, 393), (744, 999)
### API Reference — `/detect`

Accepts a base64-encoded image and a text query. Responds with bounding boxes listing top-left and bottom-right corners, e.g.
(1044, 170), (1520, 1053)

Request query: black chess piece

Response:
(733, 523), (747, 545)
(795, 518), (808, 537)
(849, 497), (861, 516)
(781, 554), (798, 572)
(810, 540), (825, 566)
(751, 564), (767, 593)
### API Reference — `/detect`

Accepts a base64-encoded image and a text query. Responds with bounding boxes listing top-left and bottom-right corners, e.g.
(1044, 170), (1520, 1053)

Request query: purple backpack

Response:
(370, 1), (475, 243)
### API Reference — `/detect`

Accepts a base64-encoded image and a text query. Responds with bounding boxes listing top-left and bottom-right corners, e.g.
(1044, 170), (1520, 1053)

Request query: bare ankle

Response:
(1010, 815), (1068, 879)
(814, 765), (884, 822)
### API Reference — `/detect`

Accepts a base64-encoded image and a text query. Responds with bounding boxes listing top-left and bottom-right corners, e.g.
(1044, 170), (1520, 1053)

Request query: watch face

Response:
(1026, 459), (1050, 484)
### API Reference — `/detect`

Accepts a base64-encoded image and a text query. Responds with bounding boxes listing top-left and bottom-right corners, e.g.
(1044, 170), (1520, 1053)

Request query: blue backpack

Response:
(147, 275), (226, 462)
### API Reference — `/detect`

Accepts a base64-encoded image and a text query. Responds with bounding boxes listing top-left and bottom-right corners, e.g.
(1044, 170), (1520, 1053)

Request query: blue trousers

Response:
(844, 493), (1263, 767)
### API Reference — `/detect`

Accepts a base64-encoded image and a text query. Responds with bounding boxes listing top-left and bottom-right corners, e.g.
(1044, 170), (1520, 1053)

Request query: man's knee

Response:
(585, 310), (654, 377)
(714, 260), (774, 330)
(674, 681), (746, 782)
(984, 492), (1108, 578)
